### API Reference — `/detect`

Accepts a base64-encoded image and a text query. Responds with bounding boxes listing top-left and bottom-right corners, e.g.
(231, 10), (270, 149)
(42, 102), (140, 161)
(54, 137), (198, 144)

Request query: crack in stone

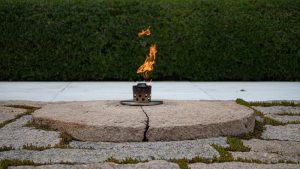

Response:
(141, 106), (150, 142)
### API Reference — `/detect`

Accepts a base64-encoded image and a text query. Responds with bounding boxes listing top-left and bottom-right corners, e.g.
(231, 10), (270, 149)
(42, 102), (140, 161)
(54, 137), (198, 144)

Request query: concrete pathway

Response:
(0, 82), (299, 102)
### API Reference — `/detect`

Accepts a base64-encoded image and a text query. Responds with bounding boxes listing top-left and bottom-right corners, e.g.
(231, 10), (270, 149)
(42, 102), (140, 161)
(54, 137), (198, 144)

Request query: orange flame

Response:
(137, 44), (157, 80)
(138, 26), (151, 37)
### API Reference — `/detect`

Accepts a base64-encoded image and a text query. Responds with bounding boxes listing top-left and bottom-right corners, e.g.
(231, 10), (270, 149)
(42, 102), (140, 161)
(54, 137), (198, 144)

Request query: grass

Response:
(235, 157), (262, 164)
(0, 146), (13, 152)
(24, 121), (55, 131)
(276, 112), (300, 116)
(105, 157), (148, 164)
(0, 105), (40, 128)
(211, 144), (233, 162)
(170, 159), (189, 169)
(249, 101), (300, 107)
(225, 137), (250, 152)
(0, 159), (37, 169)
(22, 144), (51, 151)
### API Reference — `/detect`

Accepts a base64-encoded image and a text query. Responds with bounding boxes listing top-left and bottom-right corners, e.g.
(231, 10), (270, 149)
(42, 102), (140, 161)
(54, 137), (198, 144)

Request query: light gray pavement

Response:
(0, 82), (300, 102)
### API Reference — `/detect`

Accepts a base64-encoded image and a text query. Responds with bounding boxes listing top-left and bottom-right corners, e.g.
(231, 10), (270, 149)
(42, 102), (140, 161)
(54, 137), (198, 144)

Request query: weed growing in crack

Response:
(0, 105), (40, 128)
(225, 137), (250, 152)
(0, 146), (13, 152)
(0, 159), (38, 169)
(105, 157), (148, 164)
(22, 144), (51, 151)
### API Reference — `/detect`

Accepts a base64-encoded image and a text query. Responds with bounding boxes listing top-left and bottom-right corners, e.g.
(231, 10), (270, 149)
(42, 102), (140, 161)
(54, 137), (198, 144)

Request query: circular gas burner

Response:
(120, 100), (163, 106)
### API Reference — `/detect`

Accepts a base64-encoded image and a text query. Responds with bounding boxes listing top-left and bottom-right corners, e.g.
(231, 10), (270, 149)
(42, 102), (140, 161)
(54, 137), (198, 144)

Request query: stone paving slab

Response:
(69, 137), (227, 160)
(189, 162), (300, 169)
(32, 100), (255, 142)
(9, 160), (180, 169)
(144, 100), (255, 141)
(0, 137), (225, 163)
(0, 106), (26, 124)
(253, 106), (300, 123)
(33, 101), (146, 142)
(243, 139), (300, 155)
(0, 116), (61, 149)
(231, 151), (300, 164)
(262, 124), (300, 142)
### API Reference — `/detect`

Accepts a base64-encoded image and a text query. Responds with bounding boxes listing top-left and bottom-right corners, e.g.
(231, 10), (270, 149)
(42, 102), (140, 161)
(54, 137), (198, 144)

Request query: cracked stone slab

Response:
(32, 101), (146, 142)
(32, 100), (255, 142)
(0, 106), (26, 124)
(262, 124), (300, 141)
(231, 151), (300, 164)
(0, 138), (225, 163)
(253, 106), (300, 123)
(0, 115), (61, 149)
(143, 100), (255, 141)
(9, 160), (180, 169)
(70, 137), (228, 160)
(189, 162), (300, 169)
(243, 139), (300, 155)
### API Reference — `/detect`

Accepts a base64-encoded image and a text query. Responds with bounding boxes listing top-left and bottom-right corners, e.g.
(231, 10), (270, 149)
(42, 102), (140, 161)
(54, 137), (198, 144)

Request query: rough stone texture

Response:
(144, 100), (255, 141)
(0, 138), (226, 163)
(0, 106), (26, 124)
(243, 139), (300, 155)
(189, 162), (300, 169)
(262, 124), (300, 141)
(0, 101), (47, 108)
(33, 101), (146, 142)
(9, 161), (180, 169)
(253, 106), (300, 115)
(32, 100), (255, 142)
(70, 137), (227, 160)
(231, 151), (300, 164)
(253, 106), (300, 123)
(0, 115), (61, 149)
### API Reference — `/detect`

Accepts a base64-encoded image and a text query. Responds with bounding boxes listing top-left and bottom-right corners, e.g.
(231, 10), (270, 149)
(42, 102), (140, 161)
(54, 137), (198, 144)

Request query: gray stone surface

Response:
(0, 106), (26, 124)
(144, 100), (255, 141)
(33, 101), (146, 142)
(32, 100), (255, 142)
(70, 137), (227, 160)
(9, 160), (180, 169)
(243, 139), (300, 155)
(253, 106), (300, 115)
(189, 162), (300, 169)
(253, 106), (300, 123)
(0, 115), (61, 149)
(231, 151), (300, 164)
(0, 138), (226, 163)
(262, 124), (300, 141)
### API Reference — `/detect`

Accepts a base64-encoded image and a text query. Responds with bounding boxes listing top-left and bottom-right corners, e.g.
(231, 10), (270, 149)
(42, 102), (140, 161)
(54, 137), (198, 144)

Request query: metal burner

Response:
(120, 82), (163, 106)
(120, 100), (163, 106)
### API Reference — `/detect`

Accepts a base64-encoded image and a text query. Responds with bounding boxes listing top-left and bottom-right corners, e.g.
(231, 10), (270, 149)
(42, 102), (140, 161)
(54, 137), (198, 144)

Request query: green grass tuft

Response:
(0, 146), (13, 152)
(22, 144), (50, 151)
(105, 157), (148, 164)
(225, 137), (250, 152)
(211, 144), (233, 162)
(169, 159), (189, 169)
(0, 159), (37, 169)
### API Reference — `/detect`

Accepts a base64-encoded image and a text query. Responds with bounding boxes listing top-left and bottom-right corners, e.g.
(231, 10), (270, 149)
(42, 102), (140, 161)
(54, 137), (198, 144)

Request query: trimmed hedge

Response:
(0, 0), (299, 81)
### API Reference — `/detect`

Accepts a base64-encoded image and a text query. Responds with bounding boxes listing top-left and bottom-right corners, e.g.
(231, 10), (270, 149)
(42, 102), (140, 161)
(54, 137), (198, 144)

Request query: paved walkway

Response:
(0, 82), (300, 101)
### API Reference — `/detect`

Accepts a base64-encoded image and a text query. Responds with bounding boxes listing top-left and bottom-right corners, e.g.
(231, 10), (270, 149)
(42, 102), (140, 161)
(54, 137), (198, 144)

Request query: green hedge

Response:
(0, 0), (299, 81)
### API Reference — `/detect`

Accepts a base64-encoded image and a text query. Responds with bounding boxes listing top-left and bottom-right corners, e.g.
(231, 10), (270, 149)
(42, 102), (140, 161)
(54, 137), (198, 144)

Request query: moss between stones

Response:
(0, 146), (13, 152)
(22, 144), (51, 151)
(0, 159), (38, 169)
(276, 112), (300, 116)
(0, 105), (40, 128)
(225, 137), (251, 152)
(105, 157), (148, 164)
